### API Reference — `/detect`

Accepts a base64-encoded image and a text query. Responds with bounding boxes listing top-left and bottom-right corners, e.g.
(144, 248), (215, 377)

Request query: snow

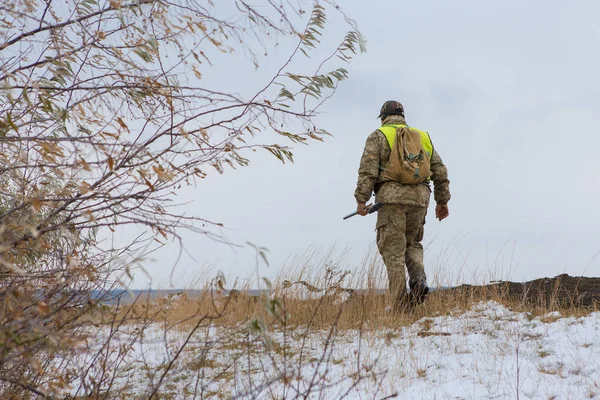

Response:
(69, 301), (600, 399)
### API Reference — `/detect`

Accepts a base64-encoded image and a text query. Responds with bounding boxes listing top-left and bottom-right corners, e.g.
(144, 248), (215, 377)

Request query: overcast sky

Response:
(129, 0), (600, 289)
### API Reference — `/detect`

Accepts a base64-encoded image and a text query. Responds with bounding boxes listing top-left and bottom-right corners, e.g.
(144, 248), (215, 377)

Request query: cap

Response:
(377, 100), (404, 119)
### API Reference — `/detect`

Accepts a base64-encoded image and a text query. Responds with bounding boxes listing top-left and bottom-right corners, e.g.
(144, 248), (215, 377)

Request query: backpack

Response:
(381, 125), (432, 184)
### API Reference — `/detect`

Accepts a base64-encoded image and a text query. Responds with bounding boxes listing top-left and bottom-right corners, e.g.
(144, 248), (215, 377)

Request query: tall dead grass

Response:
(116, 246), (598, 333)
(59, 245), (599, 399)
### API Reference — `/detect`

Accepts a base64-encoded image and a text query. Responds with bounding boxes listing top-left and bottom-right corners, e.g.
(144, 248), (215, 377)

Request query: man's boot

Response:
(409, 280), (429, 305)
(393, 292), (414, 313)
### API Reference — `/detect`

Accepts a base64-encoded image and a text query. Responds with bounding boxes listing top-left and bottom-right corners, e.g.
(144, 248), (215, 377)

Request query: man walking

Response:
(354, 100), (450, 310)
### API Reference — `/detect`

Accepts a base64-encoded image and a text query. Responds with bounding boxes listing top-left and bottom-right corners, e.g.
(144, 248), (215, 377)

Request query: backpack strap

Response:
(378, 124), (408, 149)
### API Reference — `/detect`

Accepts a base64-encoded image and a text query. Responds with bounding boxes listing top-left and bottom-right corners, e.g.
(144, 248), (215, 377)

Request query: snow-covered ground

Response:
(72, 301), (600, 399)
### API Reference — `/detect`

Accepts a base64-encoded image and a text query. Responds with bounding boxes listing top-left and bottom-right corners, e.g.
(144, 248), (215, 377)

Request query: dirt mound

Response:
(448, 274), (600, 308)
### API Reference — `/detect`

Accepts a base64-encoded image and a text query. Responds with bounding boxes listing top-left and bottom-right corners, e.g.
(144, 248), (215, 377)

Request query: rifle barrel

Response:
(343, 211), (358, 220)
(342, 202), (382, 220)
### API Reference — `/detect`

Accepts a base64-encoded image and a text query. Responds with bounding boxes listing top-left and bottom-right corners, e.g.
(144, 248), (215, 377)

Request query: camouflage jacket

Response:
(354, 115), (451, 207)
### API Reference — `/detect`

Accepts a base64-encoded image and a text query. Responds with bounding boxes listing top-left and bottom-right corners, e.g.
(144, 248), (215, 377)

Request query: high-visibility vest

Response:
(378, 124), (433, 160)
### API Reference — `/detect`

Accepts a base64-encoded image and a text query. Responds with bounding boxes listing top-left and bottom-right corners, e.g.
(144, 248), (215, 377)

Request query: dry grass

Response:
(105, 246), (598, 333)
(53, 246), (600, 399)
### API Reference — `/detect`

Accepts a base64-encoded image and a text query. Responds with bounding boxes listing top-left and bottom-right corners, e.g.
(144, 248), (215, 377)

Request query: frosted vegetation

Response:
(67, 299), (600, 399)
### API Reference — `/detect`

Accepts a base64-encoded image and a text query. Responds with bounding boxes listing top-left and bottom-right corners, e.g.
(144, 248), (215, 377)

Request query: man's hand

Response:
(436, 204), (449, 221)
(356, 202), (369, 216)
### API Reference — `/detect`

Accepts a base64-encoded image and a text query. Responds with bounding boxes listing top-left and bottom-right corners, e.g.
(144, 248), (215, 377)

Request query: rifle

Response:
(343, 202), (383, 220)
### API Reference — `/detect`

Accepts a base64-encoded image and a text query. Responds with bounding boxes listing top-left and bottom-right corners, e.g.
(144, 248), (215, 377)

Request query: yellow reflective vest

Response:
(378, 124), (433, 160)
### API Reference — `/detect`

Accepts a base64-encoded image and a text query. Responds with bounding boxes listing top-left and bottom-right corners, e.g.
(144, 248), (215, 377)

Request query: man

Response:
(354, 100), (450, 310)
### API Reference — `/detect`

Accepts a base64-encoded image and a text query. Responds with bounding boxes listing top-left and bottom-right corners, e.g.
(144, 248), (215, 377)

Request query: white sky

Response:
(129, 0), (600, 289)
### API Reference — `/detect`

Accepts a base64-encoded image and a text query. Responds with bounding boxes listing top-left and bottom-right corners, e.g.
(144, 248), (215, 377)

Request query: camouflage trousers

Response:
(376, 203), (428, 301)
